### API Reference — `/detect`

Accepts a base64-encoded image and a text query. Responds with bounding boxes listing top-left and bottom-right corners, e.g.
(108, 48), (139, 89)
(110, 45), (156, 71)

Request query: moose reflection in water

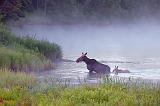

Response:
(113, 66), (130, 75)
(76, 52), (110, 74)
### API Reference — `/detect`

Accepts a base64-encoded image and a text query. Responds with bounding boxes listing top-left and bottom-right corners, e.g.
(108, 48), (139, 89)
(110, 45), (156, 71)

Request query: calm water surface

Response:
(11, 24), (160, 84)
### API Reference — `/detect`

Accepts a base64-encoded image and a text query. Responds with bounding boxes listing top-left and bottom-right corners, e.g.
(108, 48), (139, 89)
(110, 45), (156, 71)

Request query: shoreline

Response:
(0, 69), (159, 106)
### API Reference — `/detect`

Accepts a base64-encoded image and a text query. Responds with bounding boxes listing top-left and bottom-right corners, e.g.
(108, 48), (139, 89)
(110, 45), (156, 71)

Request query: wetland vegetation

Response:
(0, 70), (159, 106)
(0, 22), (62, 71)
(0, 0), (160, 106)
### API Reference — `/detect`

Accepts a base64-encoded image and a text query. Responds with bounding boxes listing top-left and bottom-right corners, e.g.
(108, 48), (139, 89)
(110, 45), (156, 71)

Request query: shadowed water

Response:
(11, 23), (160, 84)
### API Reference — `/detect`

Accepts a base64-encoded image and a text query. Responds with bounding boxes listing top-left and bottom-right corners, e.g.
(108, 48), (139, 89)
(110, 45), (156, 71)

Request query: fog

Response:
(11, 21), (160, 60)
(9, 18), (160, 80)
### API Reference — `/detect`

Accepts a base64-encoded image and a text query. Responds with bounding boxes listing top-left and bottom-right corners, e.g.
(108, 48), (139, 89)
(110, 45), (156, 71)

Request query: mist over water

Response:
(10, 21), (160, 82)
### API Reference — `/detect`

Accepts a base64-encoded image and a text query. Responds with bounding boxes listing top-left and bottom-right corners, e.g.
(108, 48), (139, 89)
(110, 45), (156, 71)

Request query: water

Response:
(11, 23), (160, 84)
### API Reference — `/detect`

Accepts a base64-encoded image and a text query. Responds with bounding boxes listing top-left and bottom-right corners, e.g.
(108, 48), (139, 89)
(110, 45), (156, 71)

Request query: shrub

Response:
(0, 23), (62, 71)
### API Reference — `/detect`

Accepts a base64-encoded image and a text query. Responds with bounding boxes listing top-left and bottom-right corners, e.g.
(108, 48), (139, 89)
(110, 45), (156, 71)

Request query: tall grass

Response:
(0, 23), (62, 71)
(0, 46), (50, 71)
(0, 23), (62, 61)
(0, 69), (36, 106)
(0, 69), (36, 88)
(0, 70), (159, 106)
(18, 36), (62, 61)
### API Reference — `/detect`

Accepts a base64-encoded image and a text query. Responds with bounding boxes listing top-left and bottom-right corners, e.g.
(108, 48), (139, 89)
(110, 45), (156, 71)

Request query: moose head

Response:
(76, 52), (87, 63)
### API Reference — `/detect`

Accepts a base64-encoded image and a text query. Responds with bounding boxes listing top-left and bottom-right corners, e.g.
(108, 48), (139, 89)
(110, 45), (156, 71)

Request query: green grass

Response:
(0, 46), (51, 71)
(0, 70), (159, 106)
(0, 70), (37, 106)
(18, 36), (62, 61)
(0, 69), (36, 88)
(0, 23), (62, 60)
(0, 22), (62, 71)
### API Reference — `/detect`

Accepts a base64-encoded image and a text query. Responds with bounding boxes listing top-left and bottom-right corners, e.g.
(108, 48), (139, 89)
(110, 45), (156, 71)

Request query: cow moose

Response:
(76, 52), (110, 74)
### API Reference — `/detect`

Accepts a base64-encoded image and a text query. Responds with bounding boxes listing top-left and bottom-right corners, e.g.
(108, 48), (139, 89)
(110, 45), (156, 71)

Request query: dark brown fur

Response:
(76, 53), (110, 74)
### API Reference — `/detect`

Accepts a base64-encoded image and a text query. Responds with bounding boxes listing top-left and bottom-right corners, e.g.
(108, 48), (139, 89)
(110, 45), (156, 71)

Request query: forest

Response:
(1, 0), (160, 22)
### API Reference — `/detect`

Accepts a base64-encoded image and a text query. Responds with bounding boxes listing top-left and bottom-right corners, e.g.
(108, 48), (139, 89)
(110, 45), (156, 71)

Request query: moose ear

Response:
(82, 52), (84, 55)
(85, 52), (87, 55)
(117, 66), (119, 68)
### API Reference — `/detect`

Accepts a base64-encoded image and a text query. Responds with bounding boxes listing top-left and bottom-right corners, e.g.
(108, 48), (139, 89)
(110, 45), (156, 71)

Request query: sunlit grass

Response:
(0, 70), (159, 106)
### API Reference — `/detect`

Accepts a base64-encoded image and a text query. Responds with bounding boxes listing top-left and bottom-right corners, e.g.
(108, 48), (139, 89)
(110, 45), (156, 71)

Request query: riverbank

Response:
(0, 70), (159, 106)
(0, 23), (62, 71)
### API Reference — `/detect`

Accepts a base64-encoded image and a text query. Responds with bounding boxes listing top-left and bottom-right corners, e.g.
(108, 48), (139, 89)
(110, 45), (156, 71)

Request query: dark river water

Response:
(11, 23), (160, 84)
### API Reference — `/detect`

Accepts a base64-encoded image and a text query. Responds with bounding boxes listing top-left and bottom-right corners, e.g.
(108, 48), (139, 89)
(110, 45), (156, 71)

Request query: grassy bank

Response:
(0, 70), (159, 106)
(0, 23), (62, 71)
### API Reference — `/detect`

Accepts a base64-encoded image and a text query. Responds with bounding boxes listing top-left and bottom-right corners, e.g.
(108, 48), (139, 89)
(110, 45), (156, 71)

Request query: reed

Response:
(0, 23), (62, 71)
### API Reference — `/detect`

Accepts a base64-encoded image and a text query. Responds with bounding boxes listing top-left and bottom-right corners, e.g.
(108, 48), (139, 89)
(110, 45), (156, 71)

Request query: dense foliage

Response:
(1, 0), (160, 22)
(0, 70), (159, 106)
(42, 0), (160, 21)
(0, 0), (32, 21)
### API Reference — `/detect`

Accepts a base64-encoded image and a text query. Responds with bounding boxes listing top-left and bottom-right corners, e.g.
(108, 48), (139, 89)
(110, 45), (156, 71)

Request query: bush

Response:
(0, 23), (62, 61)
(0, 23), (62, 71)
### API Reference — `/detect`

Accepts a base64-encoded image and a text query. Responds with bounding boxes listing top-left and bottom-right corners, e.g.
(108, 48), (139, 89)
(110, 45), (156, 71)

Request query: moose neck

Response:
(83, 56), (91, 65)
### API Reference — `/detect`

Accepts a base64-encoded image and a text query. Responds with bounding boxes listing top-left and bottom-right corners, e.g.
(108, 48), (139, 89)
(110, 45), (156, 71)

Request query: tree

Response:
(0, 0), (32, 21)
